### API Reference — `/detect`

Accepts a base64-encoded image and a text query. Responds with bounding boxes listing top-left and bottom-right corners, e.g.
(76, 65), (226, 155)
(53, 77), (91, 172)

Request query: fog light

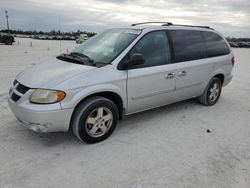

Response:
(17, 118), (49, 132)
(30, 124), (48, 132)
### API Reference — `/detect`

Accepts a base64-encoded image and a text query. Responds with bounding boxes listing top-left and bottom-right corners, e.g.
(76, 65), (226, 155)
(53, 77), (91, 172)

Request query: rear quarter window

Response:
(169, 30), (206, 62)
(203, 31), (230, 57)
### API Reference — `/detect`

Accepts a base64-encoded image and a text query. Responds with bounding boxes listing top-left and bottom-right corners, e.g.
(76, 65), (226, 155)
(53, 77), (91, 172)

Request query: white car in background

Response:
(76, 33), (89, 44)
(8, 22), (234, 143)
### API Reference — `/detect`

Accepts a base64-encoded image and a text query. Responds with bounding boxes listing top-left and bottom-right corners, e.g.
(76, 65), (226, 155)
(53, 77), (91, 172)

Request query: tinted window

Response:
(169, 30), (206, 62)
(203, 31), (230, 57)
(129, 31), (171, 68)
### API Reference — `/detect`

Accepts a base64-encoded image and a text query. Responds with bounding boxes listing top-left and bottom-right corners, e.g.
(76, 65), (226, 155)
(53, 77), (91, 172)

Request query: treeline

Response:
(226, 37), (250, 42)
(1, 29), (249, 42)
(0, 29), (96, 37)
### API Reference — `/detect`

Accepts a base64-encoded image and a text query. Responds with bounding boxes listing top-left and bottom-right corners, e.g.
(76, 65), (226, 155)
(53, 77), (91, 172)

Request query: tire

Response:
(198, 77), (222, 106)
(71, 96), (118, 143)
(5, 38), (13, 45)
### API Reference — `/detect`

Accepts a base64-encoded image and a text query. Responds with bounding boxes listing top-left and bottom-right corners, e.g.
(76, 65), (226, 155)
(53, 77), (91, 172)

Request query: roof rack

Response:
(131, 22), (213, 30)
(163, 23), (213, 30)
(131, 22), (173, 26)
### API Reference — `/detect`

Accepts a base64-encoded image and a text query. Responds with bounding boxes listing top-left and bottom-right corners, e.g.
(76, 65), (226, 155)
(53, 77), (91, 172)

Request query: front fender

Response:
(60, 84), (126, 110)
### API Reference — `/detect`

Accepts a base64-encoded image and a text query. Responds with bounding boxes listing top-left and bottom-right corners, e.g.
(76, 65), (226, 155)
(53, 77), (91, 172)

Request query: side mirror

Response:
(123, 53), (145, 68)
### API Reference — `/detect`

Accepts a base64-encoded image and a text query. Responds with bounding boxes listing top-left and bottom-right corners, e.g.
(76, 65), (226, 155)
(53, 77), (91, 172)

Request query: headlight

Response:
(29, 89), (66, 104)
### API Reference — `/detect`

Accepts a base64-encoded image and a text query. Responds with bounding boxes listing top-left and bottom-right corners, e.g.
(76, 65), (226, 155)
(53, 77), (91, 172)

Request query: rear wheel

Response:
(71, 96), (118, 143)
(198, 77), (222, 106)
(5, 38), (13, 45)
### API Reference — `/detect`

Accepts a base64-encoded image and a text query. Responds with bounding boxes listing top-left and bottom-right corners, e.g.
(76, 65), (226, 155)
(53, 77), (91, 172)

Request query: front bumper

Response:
(8, 99), (74, 133)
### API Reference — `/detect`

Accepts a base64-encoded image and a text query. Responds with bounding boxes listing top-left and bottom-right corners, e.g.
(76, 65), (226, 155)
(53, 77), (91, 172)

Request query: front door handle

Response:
(178, 71), (187, 77)
(165, 73), (175, 79)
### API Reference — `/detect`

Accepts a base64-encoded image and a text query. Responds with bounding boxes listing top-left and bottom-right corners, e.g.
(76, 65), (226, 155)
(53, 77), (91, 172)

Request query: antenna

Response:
(58, 13), (61, 54)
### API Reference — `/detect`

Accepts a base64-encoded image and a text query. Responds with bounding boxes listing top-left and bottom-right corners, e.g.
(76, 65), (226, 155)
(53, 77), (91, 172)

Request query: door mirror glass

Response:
(130, 53), (145, 65)
(123, 53), (145, 68)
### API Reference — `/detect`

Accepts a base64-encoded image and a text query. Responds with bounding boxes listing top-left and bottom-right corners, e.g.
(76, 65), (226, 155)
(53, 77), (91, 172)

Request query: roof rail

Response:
(162, 23), (213, 30)
(131, 22), (173, 26)
(131, 22), (213, 30)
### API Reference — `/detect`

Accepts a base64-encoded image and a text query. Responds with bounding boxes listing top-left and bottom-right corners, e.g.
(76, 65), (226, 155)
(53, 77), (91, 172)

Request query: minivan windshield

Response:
(72, 28), (141, 64)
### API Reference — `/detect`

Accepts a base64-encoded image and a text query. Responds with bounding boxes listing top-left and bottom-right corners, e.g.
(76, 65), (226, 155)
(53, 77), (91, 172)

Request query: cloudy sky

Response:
(0, 0), (249, 37)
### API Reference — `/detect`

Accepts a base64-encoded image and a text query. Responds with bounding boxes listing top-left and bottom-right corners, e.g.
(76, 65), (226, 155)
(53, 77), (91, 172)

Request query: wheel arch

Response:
(76, 91), (124, 120)
(210, 69), (226, 85)
(200, 71), (225, 97)
(213, 73), (224, 85)
(68, 87), (125, 132)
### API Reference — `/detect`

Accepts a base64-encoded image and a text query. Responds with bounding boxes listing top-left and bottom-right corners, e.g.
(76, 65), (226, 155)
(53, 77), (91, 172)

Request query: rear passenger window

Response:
(203, 31), (230, 57)
(169, 30), (206, 62)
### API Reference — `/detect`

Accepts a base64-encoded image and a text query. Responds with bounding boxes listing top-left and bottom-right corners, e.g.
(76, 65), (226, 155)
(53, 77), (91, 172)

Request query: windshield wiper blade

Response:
(56, 53), (90, 65)
(70, 52), (110, 65)
(70, 52), (94, 63)
(58, 52), (108, 67)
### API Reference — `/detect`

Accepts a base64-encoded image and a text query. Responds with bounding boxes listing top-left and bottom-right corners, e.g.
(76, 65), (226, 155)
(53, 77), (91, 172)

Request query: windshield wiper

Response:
(70, 52), (109, 65)
(57, 52), (107, 67)
(70, 52), (95, 64)
(56, 53), (94, 65)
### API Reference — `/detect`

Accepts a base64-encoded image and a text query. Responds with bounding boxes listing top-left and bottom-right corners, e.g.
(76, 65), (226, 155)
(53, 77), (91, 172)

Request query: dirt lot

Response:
(0, 38), (250, 188)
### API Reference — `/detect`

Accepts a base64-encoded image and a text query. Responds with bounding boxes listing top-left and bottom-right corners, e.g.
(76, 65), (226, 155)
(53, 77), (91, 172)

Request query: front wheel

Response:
(198, 77), (222, 106)
(71, 96), (118, 143)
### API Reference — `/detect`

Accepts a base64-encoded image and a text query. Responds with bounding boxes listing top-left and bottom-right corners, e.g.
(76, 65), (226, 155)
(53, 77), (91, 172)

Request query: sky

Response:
(0, 0), (249, 37)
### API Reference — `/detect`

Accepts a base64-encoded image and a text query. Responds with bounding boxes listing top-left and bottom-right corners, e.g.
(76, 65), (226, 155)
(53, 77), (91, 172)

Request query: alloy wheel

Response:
(85, 107), (113, 137)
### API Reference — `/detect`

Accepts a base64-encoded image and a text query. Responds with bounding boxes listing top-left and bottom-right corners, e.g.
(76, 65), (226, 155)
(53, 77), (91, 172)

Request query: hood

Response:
(16, 58), (96, 88)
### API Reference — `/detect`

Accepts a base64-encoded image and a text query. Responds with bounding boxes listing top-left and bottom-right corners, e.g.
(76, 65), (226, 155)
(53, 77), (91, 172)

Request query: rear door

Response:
(125, 31), (176, 114)
(169, 30), (214, 102)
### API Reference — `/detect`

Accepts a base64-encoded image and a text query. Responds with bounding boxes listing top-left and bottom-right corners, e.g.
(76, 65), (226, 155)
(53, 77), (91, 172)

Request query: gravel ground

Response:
(0, 38), (250, 188)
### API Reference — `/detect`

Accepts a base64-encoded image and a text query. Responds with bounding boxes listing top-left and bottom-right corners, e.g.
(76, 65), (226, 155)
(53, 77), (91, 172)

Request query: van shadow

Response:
(118, 98), (200, 129)
(16, 127), (81, 147)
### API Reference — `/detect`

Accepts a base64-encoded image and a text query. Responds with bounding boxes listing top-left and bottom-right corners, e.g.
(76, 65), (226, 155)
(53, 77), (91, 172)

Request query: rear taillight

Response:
(231, 56), (235, 67)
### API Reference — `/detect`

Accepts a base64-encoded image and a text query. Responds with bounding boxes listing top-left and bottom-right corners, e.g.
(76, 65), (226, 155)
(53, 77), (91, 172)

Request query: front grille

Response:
(16, 83), (30, 94)
(11, 92), (21, 102)
(10, 81), (30, 102)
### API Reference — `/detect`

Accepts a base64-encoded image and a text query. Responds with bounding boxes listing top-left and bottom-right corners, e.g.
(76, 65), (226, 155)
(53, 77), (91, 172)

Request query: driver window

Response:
(129, 31), (171, 68)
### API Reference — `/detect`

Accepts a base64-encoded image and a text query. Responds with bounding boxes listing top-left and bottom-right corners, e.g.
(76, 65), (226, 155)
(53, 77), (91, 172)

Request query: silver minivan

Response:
(8, 22), (234, 143)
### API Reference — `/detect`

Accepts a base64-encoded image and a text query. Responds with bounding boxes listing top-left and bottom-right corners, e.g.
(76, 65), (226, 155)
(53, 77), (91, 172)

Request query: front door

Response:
(126, 31), (176, 114)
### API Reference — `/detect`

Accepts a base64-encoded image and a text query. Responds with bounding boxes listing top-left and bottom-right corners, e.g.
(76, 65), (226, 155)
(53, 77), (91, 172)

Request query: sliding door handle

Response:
(178, 71), (187, 77)
(165, 73), (175, 79)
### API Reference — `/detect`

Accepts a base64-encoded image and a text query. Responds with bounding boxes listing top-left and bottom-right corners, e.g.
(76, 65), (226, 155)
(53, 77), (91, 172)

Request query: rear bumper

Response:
(8, 99), (74, 133)
(223, 73), (233, 87)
